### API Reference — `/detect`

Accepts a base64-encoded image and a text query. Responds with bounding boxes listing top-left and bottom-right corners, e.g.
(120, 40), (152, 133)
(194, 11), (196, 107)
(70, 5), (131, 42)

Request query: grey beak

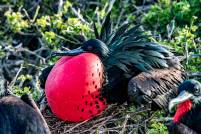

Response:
(168, 91), (193, 113)
(51, 47), (85, 57)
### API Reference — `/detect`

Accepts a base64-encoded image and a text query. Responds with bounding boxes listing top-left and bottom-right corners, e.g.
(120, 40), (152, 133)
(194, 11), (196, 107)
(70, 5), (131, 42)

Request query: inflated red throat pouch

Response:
(45, 53), (107, 122)
(173, 100), (192, 123)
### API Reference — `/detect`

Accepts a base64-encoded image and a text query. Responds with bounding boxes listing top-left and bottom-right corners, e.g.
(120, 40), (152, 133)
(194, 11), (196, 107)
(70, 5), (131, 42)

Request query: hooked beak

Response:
(51, 47), (85, 57)
(168, 91), (193, 113)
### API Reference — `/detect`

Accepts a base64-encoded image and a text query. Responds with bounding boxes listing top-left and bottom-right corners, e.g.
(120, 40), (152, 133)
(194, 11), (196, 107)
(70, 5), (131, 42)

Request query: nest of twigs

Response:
(43, 104), (154, 134)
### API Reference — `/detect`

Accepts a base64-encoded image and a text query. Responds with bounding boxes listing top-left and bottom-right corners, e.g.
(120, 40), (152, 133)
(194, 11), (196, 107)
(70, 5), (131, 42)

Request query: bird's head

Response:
(52, 39), (109, 59)
(168, 79), (201, 123)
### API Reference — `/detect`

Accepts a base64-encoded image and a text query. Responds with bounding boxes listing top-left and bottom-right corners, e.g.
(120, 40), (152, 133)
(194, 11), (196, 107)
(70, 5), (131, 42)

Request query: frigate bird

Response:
(167, 79), (201, 134)
(40, 12), (186, 122)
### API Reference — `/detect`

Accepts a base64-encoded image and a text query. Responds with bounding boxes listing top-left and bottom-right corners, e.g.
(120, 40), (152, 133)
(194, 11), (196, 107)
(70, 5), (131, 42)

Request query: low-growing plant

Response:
(142, 0), (201, 35)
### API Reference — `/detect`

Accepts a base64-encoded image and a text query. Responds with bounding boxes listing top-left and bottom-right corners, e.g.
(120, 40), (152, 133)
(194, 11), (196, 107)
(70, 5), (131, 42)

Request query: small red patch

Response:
(173, 100), (192, 123)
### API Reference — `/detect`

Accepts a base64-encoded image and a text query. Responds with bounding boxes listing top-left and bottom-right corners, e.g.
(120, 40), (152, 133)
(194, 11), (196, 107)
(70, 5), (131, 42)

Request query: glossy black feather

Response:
(100, 11), (112, 42)
(99, 13), (174, 76)
(39, 65), (54, 89)
(96, 12), (184, 104)
(93, 22), (100, 39)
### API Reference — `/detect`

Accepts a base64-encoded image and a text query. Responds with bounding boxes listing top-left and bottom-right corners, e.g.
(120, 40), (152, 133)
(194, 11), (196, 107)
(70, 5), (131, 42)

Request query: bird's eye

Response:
(194, 87), (200, 95)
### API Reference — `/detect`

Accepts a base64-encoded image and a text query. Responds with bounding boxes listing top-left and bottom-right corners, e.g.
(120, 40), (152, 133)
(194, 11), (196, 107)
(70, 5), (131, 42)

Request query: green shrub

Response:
(142, 0), (201, 35)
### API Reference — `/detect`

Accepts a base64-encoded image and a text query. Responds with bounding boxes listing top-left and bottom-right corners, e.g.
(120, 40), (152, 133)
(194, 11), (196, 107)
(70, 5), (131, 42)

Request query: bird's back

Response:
(0, 96), (50, 134)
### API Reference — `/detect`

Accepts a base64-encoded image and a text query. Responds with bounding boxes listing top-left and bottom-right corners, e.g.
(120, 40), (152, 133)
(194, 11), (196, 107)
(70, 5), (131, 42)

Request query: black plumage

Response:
(167, 80), (201, 134)
(40, 12), (185, 107)
(39, 65), (54, 89)
(0, 84), (50, 134)
(167, 122), (198, 134)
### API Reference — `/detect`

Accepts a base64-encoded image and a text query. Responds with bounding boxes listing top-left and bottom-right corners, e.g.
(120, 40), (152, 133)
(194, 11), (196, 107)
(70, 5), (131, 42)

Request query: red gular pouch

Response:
(45, 53), (107, 122)
(173, 100), (193, 123)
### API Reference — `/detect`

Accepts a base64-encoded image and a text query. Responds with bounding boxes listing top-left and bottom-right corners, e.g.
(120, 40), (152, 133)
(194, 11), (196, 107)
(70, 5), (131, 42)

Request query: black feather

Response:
(93, 22), (100, 39)
(93, 12), (183, 104)
(0, 94), (50, 134)
(39, 65), (54, 89)
(100, 11), (112, 42)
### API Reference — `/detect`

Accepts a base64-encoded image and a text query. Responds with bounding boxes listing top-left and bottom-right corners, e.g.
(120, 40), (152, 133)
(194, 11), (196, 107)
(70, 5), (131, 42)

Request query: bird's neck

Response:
(173, 100), (193, 123)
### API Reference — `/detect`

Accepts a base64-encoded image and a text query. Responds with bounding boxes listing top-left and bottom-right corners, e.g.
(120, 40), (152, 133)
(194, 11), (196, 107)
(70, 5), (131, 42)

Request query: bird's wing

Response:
(94, 12), (174, 77)
(128, 67), (186, 109)
(39, 65), (54, 89)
